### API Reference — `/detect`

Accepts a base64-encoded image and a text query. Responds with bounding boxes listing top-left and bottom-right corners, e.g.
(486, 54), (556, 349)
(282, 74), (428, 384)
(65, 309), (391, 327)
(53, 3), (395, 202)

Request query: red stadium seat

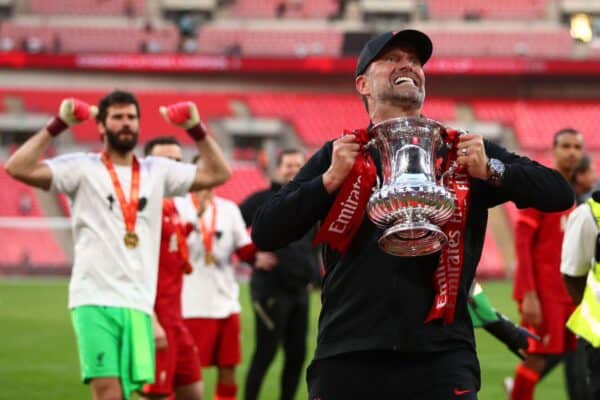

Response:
(427, 0), (547, 20)
(214, 165), (269, 204)
(0, 165), (68, 267)
(27, 0), (146, 17)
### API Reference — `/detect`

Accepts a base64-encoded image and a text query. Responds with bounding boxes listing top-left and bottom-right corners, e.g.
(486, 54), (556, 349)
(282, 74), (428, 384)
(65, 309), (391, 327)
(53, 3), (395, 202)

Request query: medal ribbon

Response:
(191, 194), (217, 260)
(162, 199), (193, 274)
(101, 152), (140, 238)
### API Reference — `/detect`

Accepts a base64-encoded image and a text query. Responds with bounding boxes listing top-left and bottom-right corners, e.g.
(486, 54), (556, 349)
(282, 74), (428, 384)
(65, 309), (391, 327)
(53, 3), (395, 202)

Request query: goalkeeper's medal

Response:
(101, 152), (141, 251)
(124, 231), (139, 249)
(192, 193), (217, 267)
(204, 252), (215, 266)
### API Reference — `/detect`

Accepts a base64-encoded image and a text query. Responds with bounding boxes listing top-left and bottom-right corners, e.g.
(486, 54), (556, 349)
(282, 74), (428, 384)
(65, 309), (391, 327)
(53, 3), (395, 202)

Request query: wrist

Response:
(186, 121), (207, 141)
(486, 158), (505, 187)
(46, 116), (68, 137)
(322, 169), (343, 193)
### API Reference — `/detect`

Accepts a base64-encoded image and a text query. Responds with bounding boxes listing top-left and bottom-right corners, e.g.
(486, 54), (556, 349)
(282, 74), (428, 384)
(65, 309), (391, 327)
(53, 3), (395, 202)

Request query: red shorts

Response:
(184, 314), (241, 367)
(142, 321), (202, 396)
(520, 299), (577, 355)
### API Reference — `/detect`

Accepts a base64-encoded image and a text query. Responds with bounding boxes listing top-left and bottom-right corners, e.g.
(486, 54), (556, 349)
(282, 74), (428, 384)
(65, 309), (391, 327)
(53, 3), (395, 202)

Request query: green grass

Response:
(0, 279), (567, 399)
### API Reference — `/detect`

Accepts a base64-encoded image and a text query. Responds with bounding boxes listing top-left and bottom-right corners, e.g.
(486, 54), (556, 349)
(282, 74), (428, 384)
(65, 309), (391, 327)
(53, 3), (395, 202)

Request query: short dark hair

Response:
(143, 136), (180, 156)
(552, 128), (579, 148)
(276, 148), (304, 167)
(96, 90), (140, 124)
(191, 153), (201, 164)
(572, 153), (591, 183)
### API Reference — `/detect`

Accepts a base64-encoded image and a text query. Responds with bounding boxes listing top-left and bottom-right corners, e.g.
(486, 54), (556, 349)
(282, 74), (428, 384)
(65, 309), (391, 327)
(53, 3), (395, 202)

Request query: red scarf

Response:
(425, 129), (470, 325)
(315, 128), (470, 325)
(313, 129), (377, 253)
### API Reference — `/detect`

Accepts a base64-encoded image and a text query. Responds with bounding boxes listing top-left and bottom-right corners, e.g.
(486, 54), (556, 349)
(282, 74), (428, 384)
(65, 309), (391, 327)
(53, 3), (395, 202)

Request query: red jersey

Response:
(155, 199), (193, 324)
(512, 207), (574, 303)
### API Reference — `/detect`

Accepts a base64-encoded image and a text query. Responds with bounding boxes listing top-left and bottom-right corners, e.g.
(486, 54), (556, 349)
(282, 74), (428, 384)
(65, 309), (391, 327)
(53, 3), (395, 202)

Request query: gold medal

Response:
(124, 231), (139, 249)
(204, 252), (215, 266)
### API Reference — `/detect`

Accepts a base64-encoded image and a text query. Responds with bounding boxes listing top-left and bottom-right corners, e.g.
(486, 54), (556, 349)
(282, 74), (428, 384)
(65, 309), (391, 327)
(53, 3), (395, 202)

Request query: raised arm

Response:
(160, 101), (231, 191)
(5, 98), (96, 190)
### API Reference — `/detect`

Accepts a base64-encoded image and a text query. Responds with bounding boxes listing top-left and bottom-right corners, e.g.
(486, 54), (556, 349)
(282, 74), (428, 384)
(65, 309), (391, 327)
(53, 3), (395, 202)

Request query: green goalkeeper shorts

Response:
(70, 305), (155, 396)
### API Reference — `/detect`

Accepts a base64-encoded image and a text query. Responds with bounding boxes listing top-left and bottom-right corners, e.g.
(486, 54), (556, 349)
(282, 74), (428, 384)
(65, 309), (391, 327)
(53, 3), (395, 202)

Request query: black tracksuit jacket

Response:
(250, 139), (573, 362)
(241, 182), (320, 297)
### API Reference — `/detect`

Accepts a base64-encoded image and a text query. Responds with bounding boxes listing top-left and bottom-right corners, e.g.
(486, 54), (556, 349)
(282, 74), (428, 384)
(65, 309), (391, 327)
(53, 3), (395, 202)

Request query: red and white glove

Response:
(46, 98), (98, 137)
(159, 101), (207, 141)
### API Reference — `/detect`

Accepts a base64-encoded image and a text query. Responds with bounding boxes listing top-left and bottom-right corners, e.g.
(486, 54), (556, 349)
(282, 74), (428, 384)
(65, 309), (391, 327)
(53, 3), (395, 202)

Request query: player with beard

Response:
(4, 90), (231, 400)
(249, 30), (574, 399)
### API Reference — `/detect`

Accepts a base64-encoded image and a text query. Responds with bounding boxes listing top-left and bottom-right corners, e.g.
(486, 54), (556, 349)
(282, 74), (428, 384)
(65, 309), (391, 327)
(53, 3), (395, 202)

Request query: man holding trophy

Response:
(250, 29), (574, 399)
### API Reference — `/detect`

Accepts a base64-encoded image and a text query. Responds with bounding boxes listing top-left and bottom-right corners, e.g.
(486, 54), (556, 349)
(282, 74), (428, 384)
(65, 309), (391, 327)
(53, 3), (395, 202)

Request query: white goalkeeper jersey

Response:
(45, 152), (196, 314)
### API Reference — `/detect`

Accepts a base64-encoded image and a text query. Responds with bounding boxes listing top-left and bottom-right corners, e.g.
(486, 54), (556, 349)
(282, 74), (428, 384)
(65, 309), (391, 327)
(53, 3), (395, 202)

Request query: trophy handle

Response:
(440, 163), (456, 190)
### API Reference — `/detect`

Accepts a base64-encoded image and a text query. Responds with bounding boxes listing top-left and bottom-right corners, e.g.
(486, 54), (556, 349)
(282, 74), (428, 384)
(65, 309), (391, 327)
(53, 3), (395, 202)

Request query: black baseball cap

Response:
(354, 29), (433, 78)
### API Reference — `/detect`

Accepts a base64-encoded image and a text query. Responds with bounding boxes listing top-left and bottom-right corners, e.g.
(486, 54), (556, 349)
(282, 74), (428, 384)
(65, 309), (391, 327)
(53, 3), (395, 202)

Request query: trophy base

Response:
(378, 221), (448, 257)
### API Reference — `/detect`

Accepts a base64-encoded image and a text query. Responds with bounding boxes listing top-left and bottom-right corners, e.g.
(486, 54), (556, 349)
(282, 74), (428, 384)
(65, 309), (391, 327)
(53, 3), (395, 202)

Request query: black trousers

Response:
(307, 349), (480, 400)
(245, 288), (309, 400)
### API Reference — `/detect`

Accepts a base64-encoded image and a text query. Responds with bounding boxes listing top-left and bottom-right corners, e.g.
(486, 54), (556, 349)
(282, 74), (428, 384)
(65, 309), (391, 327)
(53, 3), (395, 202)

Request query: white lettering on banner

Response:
(327, 175), (363, 234)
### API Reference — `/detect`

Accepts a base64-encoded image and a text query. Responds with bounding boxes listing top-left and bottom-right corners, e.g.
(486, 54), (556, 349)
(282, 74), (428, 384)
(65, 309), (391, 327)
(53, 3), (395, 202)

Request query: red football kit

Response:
(143, 199), (201, 396)
(513, 207), (577, 354)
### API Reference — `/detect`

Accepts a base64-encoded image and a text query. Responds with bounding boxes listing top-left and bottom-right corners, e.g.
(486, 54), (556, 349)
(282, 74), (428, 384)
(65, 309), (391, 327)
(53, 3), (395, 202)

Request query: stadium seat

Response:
(26, 0), (146, 17)
(214, 165), (269, 204)
(0, 165), (68, 267)
(426, 0), (547, 20)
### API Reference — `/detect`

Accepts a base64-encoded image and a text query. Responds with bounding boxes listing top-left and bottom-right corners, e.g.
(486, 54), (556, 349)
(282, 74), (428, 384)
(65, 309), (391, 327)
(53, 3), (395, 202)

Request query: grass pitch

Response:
(0, 279), (566, 400)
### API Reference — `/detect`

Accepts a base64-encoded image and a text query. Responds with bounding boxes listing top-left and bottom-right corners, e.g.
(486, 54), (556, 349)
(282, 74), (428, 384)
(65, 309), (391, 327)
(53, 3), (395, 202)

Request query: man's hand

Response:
(322, 135), (361, 193)
(153, 317), (168, 350)
(159, 101), (206, 141)
(255, 251), (278, 271)
(46, 98), (98, 137)
(456, 134), (489, 180)
(521, 291), (542, 327)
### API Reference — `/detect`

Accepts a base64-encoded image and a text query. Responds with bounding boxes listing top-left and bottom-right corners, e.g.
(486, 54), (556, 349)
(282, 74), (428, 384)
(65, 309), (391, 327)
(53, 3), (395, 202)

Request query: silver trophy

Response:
(366, 117), (456, 257)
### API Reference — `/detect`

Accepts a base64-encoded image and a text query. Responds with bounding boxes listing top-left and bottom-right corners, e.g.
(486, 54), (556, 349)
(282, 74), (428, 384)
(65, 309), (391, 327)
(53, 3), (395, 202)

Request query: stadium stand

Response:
(0, 21), (179, 54)
(0, 89), (236, 143)
(229, 0), (339, 19)
(196, 26), (343, 57)
(26, 0), (146, 17)
(245, 93), (455, 147)
(0, 164), (68, 267)
(474, 99), (600, 151)
(426, 0), (548, 20)
(428, 28), (573, 58)
(214, 165), (269, 204)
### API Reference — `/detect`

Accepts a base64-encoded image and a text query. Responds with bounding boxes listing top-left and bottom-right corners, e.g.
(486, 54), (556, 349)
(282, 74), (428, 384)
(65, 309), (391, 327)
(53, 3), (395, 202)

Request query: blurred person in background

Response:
(240, 148), (320, 400)
(4, 91), (230, 400)
(139, 136), (204, 400)
(561, 190), (600, 399)
(248, 29), (574, 399)
(572, 154), (599, 205)
(176, 154), (273, 400)
(509, 128), (584, 400)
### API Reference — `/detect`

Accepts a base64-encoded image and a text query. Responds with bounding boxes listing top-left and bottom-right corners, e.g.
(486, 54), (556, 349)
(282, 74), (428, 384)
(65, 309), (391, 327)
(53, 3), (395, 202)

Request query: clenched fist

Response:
(46, 98), (98, 137)
(322, 135), (361, 193)
(159, 101), (207, 141)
